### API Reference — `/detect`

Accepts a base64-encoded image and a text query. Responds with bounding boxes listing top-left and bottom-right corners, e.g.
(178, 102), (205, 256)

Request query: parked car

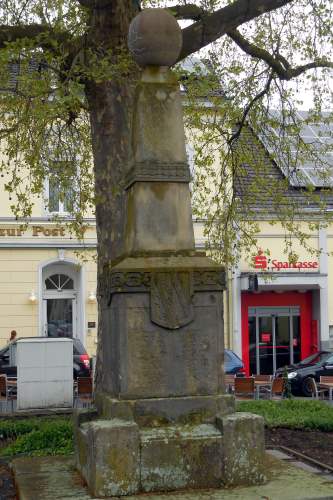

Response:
(0, 337), (91, 379)
(224, 349), (245, 375)
(275, 351), (333, 396)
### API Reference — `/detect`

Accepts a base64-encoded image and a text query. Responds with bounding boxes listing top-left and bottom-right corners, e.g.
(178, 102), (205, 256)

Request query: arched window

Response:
(45, 273), (74, 291)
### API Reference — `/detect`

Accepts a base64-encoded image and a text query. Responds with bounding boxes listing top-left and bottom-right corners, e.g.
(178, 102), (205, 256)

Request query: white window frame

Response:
(43, 163), (80, 217)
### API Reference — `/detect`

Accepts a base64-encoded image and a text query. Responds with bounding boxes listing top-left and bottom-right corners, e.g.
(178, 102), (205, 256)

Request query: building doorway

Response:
(241, 291), (314, 376)
(248, 307), (301, 374)
(41, 263), (81, 340)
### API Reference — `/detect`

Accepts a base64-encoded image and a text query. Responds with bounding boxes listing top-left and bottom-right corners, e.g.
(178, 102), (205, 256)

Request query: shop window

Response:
(45, 273), (74, 291)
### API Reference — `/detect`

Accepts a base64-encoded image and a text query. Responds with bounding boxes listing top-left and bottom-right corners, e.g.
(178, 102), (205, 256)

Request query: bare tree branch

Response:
(179, 0), (294, 61)
(228, 71), (274, 145)
(228, 29), (333, 80)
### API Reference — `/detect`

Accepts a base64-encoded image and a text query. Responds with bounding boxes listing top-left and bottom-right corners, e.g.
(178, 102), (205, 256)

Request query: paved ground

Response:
(11, 452), (333, 500)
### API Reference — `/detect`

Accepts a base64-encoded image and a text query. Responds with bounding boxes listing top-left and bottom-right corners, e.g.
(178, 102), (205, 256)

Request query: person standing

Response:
(8, 330), (17, 343)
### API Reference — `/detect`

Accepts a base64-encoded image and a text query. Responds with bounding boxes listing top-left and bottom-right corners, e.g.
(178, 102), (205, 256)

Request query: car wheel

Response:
(301, 377), (314, 397)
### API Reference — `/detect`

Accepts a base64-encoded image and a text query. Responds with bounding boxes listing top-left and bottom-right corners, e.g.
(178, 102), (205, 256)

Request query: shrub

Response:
(237, 399), (333, 431)
(0, 417), (73, 456)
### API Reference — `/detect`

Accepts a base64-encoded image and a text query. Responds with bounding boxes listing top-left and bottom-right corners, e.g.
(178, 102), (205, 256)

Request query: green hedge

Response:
(0, 417), (73, 457)
(237, 399), (333, 431)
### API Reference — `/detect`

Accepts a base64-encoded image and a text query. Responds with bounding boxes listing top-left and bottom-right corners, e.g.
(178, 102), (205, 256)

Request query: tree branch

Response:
(228, 71), (274, 146)
(167, 4), (207, 21)
(75, 0), (115, 9)
(0, 24), (70, 50)
(76, 0), (94, 7)
(228, 28), (333, 79)
(179, 0), (294, 61)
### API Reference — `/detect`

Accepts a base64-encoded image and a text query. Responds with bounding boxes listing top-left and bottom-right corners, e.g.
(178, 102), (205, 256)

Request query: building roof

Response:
(234, 121), (333, 215)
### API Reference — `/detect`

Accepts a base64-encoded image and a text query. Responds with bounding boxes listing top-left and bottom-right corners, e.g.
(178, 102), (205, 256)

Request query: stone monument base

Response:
(74, 396), (265, 498)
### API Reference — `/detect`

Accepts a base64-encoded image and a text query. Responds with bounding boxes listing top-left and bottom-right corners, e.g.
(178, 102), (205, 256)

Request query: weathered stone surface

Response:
(125, 182), (195, 255)
(76, 419), (140, 497)
(128, 10), (182, 68)
(100, 290), (224, 399)
(217, 412), (266, 486)
(95, 394), (235, 426)
(13, 454), (333, 500)
(140, 424), (224, 492)
(123, 68), (194, 256)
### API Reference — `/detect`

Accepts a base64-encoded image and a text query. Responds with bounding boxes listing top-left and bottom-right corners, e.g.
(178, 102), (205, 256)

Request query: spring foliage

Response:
(0, 1), (332, 264)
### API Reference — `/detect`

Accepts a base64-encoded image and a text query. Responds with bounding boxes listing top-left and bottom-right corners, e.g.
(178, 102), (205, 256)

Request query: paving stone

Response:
(266, 448), (292, 460)
(11, 453), (333, 500)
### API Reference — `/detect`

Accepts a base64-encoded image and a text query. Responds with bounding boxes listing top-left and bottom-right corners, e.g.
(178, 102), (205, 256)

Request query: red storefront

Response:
(241, 291), (318, 375)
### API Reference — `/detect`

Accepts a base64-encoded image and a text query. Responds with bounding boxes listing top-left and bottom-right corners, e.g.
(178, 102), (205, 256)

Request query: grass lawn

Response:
(237, 399), (333, 431)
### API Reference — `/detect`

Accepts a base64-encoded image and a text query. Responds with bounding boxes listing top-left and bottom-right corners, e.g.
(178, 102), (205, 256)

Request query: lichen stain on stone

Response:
(141, 462), (189, 492)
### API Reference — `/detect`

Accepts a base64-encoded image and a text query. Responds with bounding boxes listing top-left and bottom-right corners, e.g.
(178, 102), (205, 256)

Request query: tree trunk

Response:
(85, 0), (139, 391)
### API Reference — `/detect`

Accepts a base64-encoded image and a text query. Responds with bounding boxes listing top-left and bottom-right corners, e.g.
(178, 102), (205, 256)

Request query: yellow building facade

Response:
(0, 172), (99, 354)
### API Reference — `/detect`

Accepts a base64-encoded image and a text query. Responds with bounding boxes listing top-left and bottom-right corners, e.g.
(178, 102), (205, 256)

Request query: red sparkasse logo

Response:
(252, 249), (319, 271)
(253, 250), (267, 270)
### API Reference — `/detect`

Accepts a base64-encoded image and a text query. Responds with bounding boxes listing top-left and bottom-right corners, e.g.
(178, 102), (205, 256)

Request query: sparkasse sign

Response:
(253, 250), (318, 271)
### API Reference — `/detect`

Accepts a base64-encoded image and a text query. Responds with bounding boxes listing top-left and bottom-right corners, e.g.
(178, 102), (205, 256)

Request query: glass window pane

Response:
(45, 276), (58, 290)
(47, 298), (73, 338)
(48, 177), (60, 212)
(48, 161), (76, 213)
(275, 316), (291, 370)
(45, 274), (73, 290)
(59, 274), (73, 289)
(258, 316), (273, 375)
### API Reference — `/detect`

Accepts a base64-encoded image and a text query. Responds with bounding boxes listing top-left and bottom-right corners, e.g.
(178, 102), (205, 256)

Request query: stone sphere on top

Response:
(128, 8), (182, 68)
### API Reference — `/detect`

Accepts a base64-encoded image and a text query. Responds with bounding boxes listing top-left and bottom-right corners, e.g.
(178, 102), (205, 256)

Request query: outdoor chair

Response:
(254, 374), (272, 382)
(308, 377), (328, 400)
(268, 377), (285, 400)
(75, 377), (93, 408)
(224, 374), (235, 394)
(254, 374), (272, 399)
(320, 376), (333, 384)
(0, 375), (16, 412)
(234, 376), (255, 399)
(319, 376), (333, 401)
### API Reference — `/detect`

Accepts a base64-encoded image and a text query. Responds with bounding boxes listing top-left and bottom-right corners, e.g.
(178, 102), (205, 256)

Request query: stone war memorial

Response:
(75, 8), (265, 498)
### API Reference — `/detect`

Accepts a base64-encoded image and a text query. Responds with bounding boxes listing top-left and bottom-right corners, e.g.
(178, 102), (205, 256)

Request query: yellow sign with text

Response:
(0, 225), (66, 237)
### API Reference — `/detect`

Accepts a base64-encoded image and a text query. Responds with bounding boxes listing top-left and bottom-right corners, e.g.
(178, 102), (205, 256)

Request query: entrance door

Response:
(43, 297), (76, 338)
(249, 307), (301, 375)
(42, 270), (77, 338)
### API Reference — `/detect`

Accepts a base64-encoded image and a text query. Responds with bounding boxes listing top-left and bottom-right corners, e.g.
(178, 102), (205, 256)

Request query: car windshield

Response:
(299, 352), (331, 365)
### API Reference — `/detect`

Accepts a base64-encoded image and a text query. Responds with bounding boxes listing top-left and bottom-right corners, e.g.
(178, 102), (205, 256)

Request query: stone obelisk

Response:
(75, 8), (265, 497)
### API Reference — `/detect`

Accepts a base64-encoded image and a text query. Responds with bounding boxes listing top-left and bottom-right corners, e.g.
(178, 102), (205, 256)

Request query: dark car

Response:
(275, 351), (333, 396)
(224, 349), (245, 375)
(0, 337), (91, 379)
